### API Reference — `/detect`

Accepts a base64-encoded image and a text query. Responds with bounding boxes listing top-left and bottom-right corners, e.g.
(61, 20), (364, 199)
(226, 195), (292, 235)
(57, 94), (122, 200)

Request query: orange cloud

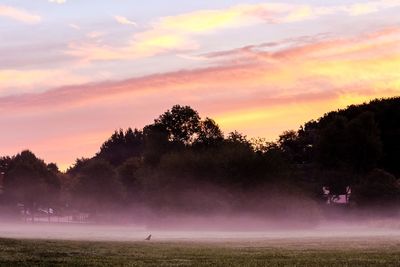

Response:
(67, 31), (197, 62)
(67, 1), (400, 63)
(2, 27), (400, 167)
(4, 28), (400, 110)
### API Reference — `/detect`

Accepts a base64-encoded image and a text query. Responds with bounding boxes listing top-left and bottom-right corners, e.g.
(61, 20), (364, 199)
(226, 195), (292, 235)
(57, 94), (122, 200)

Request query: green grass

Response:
(0, 237), (400, 266)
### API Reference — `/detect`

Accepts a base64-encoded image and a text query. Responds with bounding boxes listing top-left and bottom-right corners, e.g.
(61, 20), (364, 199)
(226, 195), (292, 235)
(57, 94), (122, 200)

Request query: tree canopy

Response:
(1, 97), (399, 220)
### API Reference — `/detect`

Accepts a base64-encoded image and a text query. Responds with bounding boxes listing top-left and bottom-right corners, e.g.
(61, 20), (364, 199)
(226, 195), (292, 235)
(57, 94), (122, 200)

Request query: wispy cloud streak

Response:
(0, 5), (41, 24)
(4, 27), (400, 112)
(49, 0), (66, 4)
(115, 16), (137, 26)
(67, 1), (400, 62)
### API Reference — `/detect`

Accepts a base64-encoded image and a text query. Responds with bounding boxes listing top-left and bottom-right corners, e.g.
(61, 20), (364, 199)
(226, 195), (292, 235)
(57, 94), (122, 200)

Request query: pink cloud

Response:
(1, 27), (400, 168)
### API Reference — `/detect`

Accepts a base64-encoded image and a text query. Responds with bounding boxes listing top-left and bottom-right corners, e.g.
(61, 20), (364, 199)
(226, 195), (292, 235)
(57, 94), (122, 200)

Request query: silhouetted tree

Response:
(154, 105), (201, 144)
(117, 157), (143, 201)
(3, 151), (60, 221)
(353, 169), (400, 208)
(47, 163), (59, 173)
(96, 128), (143, 166)
(0, 156), (12, 174)
(194, 117), (224, 147)
(278, 130), (307, 163)
(346, 112), (382, 172)
(1, 99), (399, 219)
(316, 115), (349, 169)
(226, 131), (251, 148)
(66, 158), (91, 177)
(72, 159), (124, 215)
(143, 123), (171, 166)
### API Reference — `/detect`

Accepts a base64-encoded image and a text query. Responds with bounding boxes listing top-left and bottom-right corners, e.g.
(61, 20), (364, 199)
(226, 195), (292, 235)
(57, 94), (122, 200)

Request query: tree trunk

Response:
(31, 203), (35, 223)
(24, 206), (27, 223)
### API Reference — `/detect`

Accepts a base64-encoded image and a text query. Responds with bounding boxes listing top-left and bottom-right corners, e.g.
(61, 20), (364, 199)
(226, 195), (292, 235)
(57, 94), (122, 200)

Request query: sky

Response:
(1, 0), (400, 170)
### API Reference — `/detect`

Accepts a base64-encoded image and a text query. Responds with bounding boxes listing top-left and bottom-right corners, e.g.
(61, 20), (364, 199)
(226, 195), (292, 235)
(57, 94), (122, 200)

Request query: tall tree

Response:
(72, 159), (124, 214)
(117, 157), (143, 201)
(154, 105), (201, 144)
(3, 151), (60, 221)
(345, 112), (382, 172)
(194, 118), (224, 147)
(97, 128), (143, 166)
(143, 123), (171, 165)
(316, 115), (349, 169)
(353, 169), (400, 208)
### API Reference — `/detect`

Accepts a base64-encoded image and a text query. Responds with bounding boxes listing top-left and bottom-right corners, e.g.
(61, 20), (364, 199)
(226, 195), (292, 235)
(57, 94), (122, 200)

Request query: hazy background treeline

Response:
(0, 97), (399, 224)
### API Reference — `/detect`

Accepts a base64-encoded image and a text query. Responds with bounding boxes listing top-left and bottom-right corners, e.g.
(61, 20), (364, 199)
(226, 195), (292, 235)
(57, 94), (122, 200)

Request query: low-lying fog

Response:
(1, 218), (399, 243)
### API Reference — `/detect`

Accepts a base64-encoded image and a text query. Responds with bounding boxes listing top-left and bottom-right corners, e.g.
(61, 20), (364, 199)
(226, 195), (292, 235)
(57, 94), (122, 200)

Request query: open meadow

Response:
(0, 223), (399, 266)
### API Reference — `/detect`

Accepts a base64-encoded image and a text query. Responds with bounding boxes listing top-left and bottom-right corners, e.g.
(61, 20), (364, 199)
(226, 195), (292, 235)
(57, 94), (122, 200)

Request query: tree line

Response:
(1, 98), (400, 222)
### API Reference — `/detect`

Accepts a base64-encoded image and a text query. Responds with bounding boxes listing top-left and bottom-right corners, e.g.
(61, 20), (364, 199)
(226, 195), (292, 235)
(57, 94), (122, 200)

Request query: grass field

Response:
(1, 236), (400, 267)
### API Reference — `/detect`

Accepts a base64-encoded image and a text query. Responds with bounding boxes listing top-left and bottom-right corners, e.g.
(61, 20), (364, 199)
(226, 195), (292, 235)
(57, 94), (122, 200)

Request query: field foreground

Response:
(1, 230), (400, 267)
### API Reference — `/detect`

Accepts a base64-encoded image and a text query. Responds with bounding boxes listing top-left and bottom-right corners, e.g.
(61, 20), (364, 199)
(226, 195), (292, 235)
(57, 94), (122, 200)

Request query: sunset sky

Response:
(1, 0), (400, 170)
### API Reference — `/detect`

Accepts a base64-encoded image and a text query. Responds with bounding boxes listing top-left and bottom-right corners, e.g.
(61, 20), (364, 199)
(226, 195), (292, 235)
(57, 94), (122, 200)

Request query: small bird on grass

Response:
(145, 234), (152, 241)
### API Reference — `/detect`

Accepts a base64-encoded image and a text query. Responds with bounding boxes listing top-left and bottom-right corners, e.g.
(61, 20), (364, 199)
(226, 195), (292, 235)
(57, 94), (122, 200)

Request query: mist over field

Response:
(1, 100), (400, 237)
(0, 61), (399, 267)
(2, 1), (400, 265)
(0, 216), (400, 243)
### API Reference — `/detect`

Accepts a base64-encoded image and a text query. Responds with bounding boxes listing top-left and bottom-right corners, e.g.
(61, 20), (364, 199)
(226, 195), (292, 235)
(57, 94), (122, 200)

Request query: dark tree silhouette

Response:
(345, 112), (382, 172)
(1, 98), (400, 219)
(97, 128), (143, 166)
(316, 115), (349, 169)
(194, 117), (224, 147)
(72, 159), (124, 215)
(353, 169), (400, 208)
(66, 158), (91, 177)
(143, 123), (171, 165)
(3, 151), (60, 221)
(154, 105), (201, 144)
(117, 157), (143, 201)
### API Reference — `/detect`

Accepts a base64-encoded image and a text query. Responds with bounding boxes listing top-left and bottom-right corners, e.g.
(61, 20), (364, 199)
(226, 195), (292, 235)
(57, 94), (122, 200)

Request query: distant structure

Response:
(323, 186), (351, 205)
(145, 234), (152, 241)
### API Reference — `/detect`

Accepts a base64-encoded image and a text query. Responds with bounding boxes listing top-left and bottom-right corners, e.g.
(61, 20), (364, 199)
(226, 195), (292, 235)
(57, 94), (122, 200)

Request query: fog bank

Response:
(1, 218), (400, 243)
